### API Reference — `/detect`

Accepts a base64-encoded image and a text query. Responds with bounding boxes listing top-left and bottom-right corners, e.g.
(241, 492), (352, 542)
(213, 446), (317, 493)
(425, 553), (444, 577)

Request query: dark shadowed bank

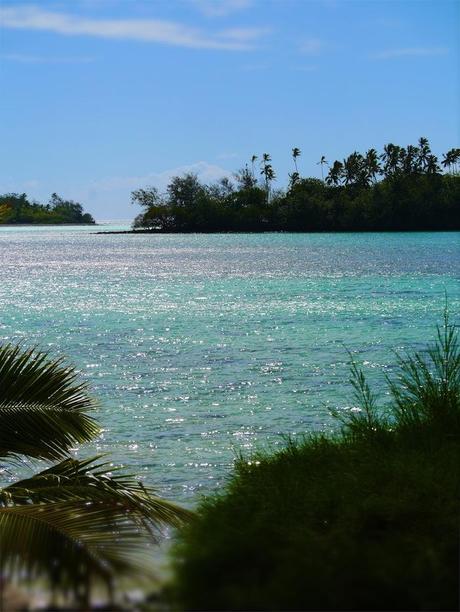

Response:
(169, 315), (460, 611)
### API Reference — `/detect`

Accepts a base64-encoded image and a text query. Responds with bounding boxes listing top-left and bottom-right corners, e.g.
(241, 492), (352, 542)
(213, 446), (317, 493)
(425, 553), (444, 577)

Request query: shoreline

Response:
(95, 228), (460, 235)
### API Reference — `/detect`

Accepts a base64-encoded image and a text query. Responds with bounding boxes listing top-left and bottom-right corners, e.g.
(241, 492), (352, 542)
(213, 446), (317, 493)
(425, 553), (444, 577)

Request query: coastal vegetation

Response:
(132, 138), (460, 232)
(0, 192), (95, 224)
(171, 314), (460, 610)
(0, 344), (191, 609)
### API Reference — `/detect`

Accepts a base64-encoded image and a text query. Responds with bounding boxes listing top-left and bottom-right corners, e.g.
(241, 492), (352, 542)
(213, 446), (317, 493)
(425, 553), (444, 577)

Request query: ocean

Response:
(1, 224), (458, 504)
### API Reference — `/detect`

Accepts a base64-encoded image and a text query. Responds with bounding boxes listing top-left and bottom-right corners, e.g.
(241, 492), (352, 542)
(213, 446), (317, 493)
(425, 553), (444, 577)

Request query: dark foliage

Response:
(132, 140), (459, 232)
(171, 316), (460, 611)
(0, 192), (95, 224)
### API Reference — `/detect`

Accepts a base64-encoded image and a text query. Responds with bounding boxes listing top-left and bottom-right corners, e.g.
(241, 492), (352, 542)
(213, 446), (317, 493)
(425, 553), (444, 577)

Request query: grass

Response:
(170, 314), (460, 611)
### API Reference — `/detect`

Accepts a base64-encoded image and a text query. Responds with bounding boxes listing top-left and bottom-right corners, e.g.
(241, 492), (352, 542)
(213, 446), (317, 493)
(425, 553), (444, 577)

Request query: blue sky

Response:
(0, 0), (458, 220)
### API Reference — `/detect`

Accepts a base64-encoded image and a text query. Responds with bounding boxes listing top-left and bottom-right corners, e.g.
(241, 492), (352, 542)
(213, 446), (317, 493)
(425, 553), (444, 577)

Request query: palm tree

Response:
(402, 145), (420, 175)
(251, 155), (258, 181)
(292, 148), (301, 174)
(317, 155), (328, 181)
(326, 160), (344, 186)
(0, 343), (191, 609)
(442, 148), (460, 174)
(364, 148), (381, 183)
(441, 150), (454, 173)
(260, 154), (276, 200)
(425, 154), (440, 174)
(417, 136), (431, 171)
(343, 152), (364, 186)
(381, 143), (404, 178)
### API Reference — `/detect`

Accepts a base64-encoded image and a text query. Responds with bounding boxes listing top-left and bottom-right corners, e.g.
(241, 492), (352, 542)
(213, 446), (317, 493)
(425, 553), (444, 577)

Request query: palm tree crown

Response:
(292, 148), (301, 173)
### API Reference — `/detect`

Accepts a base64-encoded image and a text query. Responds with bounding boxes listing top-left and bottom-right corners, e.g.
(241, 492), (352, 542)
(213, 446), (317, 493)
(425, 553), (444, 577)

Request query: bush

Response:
(171, 315), (460, 610)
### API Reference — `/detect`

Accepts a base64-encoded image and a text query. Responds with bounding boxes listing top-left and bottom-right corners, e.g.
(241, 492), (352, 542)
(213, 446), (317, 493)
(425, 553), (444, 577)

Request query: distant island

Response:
(131, 138), (459, 233)
(0, 192), (95, 225)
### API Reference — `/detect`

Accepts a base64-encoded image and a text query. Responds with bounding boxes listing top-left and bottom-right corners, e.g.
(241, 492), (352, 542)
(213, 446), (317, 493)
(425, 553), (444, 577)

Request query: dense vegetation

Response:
(0, 344), (190, 609)
(171, 315), (460, 610)
(0, 192), (95, 224)
(133, 139), (459, 232)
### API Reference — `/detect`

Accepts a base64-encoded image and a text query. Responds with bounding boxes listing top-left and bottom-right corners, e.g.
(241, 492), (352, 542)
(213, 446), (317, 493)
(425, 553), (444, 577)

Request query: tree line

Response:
(0, 192), (95, 224)
(132, 138), (459, 232)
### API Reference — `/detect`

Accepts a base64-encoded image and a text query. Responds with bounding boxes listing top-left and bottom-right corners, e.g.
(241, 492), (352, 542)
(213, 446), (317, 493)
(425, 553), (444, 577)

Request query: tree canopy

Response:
(132, 138), (459, 232)
(0, 192), (95, 225)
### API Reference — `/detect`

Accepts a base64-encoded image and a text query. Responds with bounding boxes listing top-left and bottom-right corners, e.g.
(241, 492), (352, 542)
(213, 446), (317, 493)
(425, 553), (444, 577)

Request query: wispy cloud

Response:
(0, 53), (95, 64)
(0, 5), (267, 50)
(298, 38), (323, 55)
(191, 0), (253, 18)
(373, 47), (448, 60)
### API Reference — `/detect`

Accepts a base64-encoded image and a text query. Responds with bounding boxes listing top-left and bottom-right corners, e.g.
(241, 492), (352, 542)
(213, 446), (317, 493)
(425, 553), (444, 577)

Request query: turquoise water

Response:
(0, 225), (458, 503)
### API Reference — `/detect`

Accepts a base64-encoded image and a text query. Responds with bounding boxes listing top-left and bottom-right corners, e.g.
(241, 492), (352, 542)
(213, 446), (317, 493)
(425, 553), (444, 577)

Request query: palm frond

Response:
(0, 343), (99, 459)
(0, 500), (155, 593)
(0, 401), (99, 460)
(1, 456), (193, 528)
(0, 343), (96, 411)
(0, 458), (193, 603)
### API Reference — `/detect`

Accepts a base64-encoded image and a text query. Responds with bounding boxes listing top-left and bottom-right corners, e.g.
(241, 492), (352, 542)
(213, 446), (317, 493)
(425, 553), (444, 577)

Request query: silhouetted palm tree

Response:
(260, 154), (276, 200)
(292, 148), (301, 174)
(417, 137), (431, 171)
(343, 152), (365, 186)
(251, 155), (258, 181)
(326, 160), (344, 186)
(381, 143), (404, 177)
(425, 154), (440, 174)
(402, 145), (421, 175)
(442, 148), (460, 174)
(317, 155), (328, 181)
(364, 149), (381, 183)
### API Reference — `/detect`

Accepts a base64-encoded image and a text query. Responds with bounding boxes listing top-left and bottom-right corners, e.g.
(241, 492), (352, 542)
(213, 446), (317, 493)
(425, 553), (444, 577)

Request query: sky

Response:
(0, 0), (458, 220)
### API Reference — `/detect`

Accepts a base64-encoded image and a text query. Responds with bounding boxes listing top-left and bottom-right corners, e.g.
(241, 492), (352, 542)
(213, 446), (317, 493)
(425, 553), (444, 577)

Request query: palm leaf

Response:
(0, 500), (155, 594)
(0, 343), (98, 460)
(0, 343), (95, 411)
(0, 401), (99, 460)
(1, 456), (193, 528)
(0, 458), (193, 602)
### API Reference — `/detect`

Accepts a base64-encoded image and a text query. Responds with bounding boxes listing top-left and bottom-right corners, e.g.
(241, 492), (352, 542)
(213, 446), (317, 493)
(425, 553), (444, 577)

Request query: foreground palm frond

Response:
(0, 401), (99, 460)
(0, 461), (192, 599)
(0, 343), (193, 606)
(0, 344), (98, 460)
(1, 456), (193, 528)
(0, 500), (153, 593)
(0, 343), (95, 410)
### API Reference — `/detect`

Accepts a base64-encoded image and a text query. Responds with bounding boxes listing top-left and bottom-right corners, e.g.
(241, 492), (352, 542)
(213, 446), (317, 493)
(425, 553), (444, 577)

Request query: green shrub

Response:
(171, 315), (460, 610)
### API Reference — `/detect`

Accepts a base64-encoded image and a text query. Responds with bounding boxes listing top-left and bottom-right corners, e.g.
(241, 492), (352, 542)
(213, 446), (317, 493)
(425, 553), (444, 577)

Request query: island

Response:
(0, 192), (95, 224)
(130, 139), (459, 233)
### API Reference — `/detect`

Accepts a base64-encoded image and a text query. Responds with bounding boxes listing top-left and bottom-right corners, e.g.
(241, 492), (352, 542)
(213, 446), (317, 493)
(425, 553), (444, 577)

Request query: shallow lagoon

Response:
(0, 225), (458, 503)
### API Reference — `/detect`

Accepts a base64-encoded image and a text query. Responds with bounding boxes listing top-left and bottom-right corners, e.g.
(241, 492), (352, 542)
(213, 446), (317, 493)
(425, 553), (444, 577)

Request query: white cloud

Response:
(373, 47), (448, 60)
(191, 0), (253, 18)
(0, 53), (94, 64)
(74, 161), (234, 218)
(89, 161), (233, 193)
(298, 38), (323, 55)
(0, 5), (267, 50)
